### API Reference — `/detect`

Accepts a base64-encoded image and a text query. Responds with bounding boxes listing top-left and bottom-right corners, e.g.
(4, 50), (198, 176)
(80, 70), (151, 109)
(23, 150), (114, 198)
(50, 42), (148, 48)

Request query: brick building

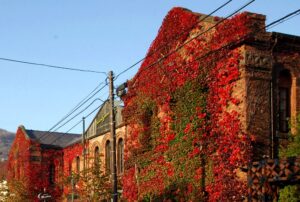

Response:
(7, 7), (300, 201)
(7, 101), (125, 200)
(121, 7), (300, 201)
(237, 29), (300, 160)
(7, 126), (80, 199)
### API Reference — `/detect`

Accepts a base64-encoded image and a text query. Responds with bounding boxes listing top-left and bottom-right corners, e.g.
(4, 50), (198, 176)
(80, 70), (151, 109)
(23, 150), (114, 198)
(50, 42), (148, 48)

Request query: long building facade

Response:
(121, 7), (300, 201)
(7, 7), (300, 201)
(7, 101), (125, 201)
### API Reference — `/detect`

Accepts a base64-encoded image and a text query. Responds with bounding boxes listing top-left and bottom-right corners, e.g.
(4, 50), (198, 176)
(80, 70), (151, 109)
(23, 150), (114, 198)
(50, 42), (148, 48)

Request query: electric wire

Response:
(0, 57), (109, 141)
(53, 98), (106, 132)
(47, 102), (107, 146)
(88, 0), (257, 130)
(48, 81), (107, 132)
(42, 2), (298, 140)
(265, 9), (300, 30)
(192, 8), (300, 64)
(38, 82), (108, 141)
(129, 0), (256, 86)
(66, 102), (107, 134)
(33, 7), (300, 186)
(65, 119), (83, 134)
(85, 103), (107, 120)
(14, 7), (300, 183)
(119, 8), (300, 107)
(0, 57), (107, 74)
(32, 6), (300, 148)
(114, 0), (234, 81)
(49, 82), (108, 132)
(2, 0), (236, 142)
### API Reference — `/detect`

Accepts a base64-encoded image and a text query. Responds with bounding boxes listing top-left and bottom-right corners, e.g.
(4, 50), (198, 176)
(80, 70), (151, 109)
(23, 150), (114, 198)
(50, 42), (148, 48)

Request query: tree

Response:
(64, 156), (111, 202)
(278, 114), (300, 201)
(5, 178), (32, 202)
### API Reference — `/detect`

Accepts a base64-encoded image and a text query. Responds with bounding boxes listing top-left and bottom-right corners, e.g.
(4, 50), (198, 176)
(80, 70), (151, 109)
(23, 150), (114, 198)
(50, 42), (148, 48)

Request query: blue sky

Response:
(0, 0), (299, 134)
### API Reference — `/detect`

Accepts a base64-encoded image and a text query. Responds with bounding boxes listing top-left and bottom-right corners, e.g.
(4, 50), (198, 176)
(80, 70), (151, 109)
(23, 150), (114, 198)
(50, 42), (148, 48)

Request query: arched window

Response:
(76, 156), (80, 173)
(94, 146), (100, 168)
(117, 138), (124, 174)
(49, 164), (55, 185)
(105, 140), (111, 173)
(278, 69), (292, 133)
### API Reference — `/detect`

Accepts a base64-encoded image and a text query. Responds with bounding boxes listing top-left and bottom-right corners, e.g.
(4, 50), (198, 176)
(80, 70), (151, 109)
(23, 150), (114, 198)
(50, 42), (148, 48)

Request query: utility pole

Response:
(82, 117), (86, 175)
(109, 71), (118, 202)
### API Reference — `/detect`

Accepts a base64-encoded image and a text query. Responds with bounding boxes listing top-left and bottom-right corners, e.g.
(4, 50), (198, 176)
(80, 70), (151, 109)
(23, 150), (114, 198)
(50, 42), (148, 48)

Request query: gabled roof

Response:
(25, 129), (81, 149)
(85, 99), (124, 139)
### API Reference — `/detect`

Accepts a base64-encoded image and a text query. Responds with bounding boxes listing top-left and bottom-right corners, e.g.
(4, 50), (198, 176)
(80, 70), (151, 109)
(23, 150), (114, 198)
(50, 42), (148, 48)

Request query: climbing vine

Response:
(7, 127), (64, 201)
(122, 7), (255, 201)
(62, 142), (84, 196)
(7, 127), (86, 201)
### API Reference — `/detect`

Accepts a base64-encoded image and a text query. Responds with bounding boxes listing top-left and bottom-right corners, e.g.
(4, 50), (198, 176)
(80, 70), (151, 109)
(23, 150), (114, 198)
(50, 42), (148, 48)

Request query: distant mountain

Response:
(0, 129), (15, 160)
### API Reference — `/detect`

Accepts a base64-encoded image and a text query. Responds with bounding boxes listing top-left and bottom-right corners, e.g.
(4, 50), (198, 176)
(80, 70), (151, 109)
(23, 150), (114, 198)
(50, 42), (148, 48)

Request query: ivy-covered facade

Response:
(7, 101), (125, 201)
(7, 126), (81, 200)
(122, 7), (300, 201)
(6, 7), (300, 201)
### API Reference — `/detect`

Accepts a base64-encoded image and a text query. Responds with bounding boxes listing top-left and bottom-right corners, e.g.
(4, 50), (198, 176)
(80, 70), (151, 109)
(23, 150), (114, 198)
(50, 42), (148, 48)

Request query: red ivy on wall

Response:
(122, 7), (255, 201)
(7, 127), (85, 200)
(62, 143), (84, 195)
(7, 128), (63, 201)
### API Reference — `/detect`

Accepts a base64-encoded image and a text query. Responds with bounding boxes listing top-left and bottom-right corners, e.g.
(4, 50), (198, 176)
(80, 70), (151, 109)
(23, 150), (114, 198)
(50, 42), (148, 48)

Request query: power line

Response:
(65, 103), (107, 134)
(266, 9), (300, 30)
(49, 82), (108, 131)
(123, 9), (300, 153)
(37, 8), (300, 185)
(192, 8), (300, 64)
(42, 2), (298, 139)
(36, 7), (300, 177)
(85, 103), (107, 120)
(53, 98), (106, 132)
(109, 1), (257, 120)
(123, 7), (300, 98)
(3, 0), (241, 141)
(0, 57), (107, 75)
(48, 81), (107, 132)
(48, 102), (106, 146)
(38, 81), (109, 141)
(21, 4), (299, 149)
(65, 119), (83, 134)
(114, 0), (234, 81)
(129, 0), (256, 86)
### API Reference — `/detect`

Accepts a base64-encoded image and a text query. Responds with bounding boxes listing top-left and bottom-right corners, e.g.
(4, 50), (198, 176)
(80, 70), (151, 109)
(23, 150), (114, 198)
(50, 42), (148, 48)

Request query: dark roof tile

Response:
(25, 129), (81, 149)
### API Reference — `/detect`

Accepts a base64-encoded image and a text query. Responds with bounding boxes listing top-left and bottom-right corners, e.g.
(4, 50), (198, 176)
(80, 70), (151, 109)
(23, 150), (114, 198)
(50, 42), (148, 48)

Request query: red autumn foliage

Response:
(62, 143), (84, 195)
(122, 7), (255, 201)
(7, 127), (64, 201)
(7, 126), (84, 200)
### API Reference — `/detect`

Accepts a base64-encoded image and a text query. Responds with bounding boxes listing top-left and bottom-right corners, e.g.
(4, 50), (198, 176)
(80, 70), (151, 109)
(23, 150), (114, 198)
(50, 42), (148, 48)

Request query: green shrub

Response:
(278, 114), (300, 201)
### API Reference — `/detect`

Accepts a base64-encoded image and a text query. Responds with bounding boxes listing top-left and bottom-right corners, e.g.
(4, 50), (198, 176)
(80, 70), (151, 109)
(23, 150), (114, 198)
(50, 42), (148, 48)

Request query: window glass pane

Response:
(279, 88), (290, 132)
